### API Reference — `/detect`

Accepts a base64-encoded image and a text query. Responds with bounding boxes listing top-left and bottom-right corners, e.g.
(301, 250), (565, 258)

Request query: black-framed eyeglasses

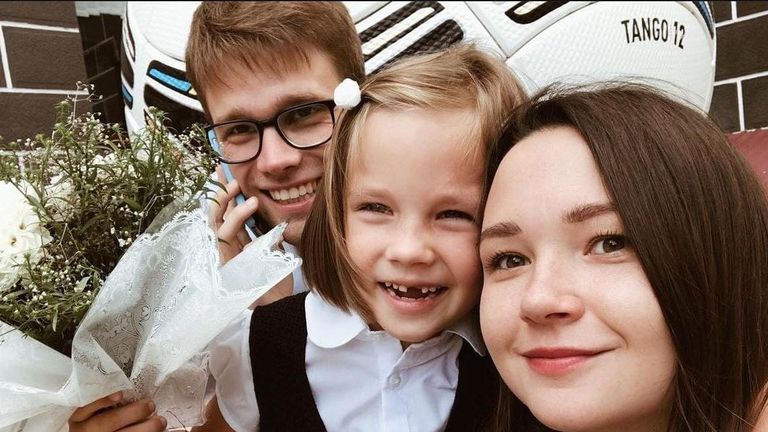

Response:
(206, 99), (336, 164)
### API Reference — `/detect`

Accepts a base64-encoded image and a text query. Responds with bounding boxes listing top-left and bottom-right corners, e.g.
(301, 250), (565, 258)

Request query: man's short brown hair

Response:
(186, 1), (365, 115)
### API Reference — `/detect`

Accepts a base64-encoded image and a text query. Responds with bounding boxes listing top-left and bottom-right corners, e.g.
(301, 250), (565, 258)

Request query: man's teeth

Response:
(383, 281), (440, 294)
(269, 181), (317, 202)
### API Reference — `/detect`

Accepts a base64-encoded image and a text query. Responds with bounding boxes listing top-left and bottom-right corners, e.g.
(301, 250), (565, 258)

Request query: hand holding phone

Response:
(209, 165), (260, 265)
(206, 129), (263, 264)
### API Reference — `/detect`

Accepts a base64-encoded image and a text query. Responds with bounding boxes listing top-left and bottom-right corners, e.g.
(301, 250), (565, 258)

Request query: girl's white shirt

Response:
(208, 290), (486, 432)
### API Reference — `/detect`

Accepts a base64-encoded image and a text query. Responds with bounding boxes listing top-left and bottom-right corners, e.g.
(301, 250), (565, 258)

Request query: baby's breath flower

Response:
(0, 88), (215, 354)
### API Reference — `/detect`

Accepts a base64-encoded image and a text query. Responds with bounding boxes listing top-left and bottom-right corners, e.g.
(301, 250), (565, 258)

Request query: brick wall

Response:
(77, 2), (126, 130)
(709, 1), (768, 133)
(0, 1), (88, 144)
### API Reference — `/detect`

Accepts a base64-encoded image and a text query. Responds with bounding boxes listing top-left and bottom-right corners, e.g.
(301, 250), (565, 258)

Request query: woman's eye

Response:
(488, 252), (530, 270)
(591, 235), (628, 255)
(359, 203), (391, 214)
(438, 209), (475, 222)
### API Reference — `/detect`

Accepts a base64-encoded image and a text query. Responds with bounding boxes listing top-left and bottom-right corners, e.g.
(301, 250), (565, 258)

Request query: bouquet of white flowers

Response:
(0, 92), (216, 353)
(0, 89), (301, 431)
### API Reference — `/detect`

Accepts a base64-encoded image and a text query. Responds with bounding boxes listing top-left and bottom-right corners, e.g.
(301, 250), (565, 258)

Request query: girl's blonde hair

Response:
(302, 43), (525, 321)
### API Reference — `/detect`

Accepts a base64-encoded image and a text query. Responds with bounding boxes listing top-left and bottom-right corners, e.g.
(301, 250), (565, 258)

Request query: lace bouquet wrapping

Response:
(0, 207), (300, 431)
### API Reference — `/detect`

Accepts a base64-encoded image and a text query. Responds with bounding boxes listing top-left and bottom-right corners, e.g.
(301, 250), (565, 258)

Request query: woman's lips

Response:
(522, 347), (609, 377)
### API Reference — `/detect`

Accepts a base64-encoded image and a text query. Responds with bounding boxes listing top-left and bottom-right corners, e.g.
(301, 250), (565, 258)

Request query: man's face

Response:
(204, 50), (342, 245)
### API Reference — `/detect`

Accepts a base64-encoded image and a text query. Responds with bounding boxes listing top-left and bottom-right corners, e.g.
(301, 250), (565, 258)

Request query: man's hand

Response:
(68, 392), (166, 432)
(210, 167), (259, 265)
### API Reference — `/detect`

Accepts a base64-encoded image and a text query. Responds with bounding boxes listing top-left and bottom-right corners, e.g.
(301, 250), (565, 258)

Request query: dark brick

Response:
(709, 83), (740, 133)
(0, 1), (78, 28)
(0, 93), (89, 144)
(83, 44), (97, 77)
(103, 15), (123, 42)
(711, 1), (732, 22)
(84, 37), (119, 76)
(737, 1), (768, 17)
(4, 28), (87, 89)
(78, 15), (104, 51)
(715, 16), (768, 80)
(88, 66), (121, 100)
(743, 75), (768, 130)
(98, 93), (127, 128)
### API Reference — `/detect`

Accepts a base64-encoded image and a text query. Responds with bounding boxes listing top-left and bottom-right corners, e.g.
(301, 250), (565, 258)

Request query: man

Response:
(191, 1), (365, 301)
(68, 2), (364, 431)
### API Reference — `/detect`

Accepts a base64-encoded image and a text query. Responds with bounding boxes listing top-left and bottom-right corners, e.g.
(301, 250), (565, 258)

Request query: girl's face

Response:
(479, 126), (676, 431)
(344, 108), (483, 344)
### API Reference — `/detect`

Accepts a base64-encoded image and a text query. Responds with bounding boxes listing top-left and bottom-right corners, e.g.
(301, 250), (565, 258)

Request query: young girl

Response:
(189, 44), (526, 432)
(479, 84), (768, 432)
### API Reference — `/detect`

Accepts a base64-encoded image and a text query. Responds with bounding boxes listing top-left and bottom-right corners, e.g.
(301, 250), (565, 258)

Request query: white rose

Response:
(333, 78), (362, 109)
(0, 181), (52, 292)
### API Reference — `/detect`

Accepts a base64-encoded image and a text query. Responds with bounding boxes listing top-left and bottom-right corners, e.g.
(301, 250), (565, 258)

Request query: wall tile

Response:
(737, 1), (768, 17)
(0, 2), (78, 28)
(103, 15), (123, 44)
(742, 75), (768, 130)
(4, 27), (87, 89)
(712, 1), (732, 22)
(710, 83), (740, 133)
(78, 15), (105, 51)
(88, 66), (121, 101)
(715, 16), (768, 80)
(0, 56), (5, 87)
(0, 93), (89, 144)
(84, 37), (118, 76)
(93, 93), (125, 127)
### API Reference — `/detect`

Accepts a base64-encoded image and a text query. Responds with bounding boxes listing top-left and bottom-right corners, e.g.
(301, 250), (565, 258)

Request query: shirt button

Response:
(388, 374), (402, 388)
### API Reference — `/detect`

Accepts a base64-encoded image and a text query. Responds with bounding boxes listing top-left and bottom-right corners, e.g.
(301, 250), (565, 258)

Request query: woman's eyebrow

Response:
(563, 202), (615, 224)
(479, 221), (521, 243)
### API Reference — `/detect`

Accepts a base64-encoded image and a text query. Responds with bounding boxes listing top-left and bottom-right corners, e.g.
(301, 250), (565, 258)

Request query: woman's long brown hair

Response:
(486, 83), (768, 432)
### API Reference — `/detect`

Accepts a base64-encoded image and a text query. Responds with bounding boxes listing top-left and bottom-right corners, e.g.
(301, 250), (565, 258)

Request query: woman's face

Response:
(479, 126), (677, 432)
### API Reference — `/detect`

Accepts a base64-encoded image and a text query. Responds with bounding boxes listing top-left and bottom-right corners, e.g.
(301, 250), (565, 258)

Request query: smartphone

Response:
(208, 129), (259, 240)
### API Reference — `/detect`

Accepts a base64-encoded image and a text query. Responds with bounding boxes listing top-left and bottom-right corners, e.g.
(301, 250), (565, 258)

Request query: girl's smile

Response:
(345, 107), (484, 344)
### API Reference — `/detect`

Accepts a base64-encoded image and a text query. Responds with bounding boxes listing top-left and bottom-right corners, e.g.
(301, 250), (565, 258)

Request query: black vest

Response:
(249, 292), (497, 432)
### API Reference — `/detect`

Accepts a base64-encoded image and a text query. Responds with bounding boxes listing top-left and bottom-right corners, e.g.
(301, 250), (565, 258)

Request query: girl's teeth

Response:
(383, 282), (440, 294)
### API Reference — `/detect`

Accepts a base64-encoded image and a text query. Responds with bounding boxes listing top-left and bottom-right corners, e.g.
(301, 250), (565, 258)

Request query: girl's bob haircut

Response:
(302, 43), (526, 321)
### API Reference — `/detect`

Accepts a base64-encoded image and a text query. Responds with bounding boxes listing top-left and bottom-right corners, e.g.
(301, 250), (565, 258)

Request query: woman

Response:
(479, 84), (768, 431)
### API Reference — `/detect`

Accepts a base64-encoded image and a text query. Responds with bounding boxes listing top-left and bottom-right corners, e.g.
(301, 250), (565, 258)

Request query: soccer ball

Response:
(121, 1), (715, 134)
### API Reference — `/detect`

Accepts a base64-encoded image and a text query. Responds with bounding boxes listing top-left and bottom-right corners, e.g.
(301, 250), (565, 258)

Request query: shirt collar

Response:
(305, 291), (486, 355)
(306, 290), (368, 348)
(446, 308), (487, 356)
